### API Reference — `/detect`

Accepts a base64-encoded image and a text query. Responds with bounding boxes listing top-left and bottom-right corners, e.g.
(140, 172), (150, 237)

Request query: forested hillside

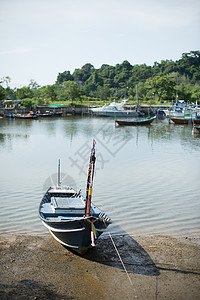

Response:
(1, 50), (200, 107)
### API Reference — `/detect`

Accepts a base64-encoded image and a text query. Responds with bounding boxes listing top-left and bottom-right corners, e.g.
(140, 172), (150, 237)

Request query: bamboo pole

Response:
(85, 140), (96, 217)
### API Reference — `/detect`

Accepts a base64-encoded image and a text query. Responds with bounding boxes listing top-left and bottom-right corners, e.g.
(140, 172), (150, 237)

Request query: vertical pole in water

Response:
(58, 159), (61, 188)
(175, 77), (178, 103)
(136, 84), (140, 108)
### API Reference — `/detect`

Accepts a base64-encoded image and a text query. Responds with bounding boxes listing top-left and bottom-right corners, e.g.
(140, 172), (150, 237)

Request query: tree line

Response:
(0, 50), (200, 108)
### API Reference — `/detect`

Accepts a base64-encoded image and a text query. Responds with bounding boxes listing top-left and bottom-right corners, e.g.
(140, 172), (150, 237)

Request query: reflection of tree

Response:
(119, 121), (200, 152)
(145, 122), (200, 151)
(0, 133), (5, 144)
(0, 133), (29, 150)
(14, 119), (34, 129)
(64, 118), (78, 142)
(42, 119), (57, 136)
(64, 116), (94, 141)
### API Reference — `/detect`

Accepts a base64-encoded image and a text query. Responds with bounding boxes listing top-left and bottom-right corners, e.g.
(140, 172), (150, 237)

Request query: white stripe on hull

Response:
(42, 221), (85, 233)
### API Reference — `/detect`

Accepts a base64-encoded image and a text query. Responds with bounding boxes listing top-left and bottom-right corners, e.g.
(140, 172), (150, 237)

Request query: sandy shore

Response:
(0, 234), (199, 300)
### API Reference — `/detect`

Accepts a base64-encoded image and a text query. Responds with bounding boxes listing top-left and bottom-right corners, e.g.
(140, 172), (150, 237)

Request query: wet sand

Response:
(0, 234), (200, 299)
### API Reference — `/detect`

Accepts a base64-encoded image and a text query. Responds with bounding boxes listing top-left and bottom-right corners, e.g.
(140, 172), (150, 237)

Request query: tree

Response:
(39, 85), (57, 103)
(73, 63), (94, 83)
(16, 86), (33, 99)
(56, 71), (73, 84)
(28, 79), (40, 90)
(97, 85), (111, 100)
(190, 84), (200, 103)
(177, 51), (200, 82)
(145, 75), (176, 102)
(0, 76), (11, 87)
(0, 85), (7, 100)
(57, 81), (82, 104)
(21, 98), (35, 109)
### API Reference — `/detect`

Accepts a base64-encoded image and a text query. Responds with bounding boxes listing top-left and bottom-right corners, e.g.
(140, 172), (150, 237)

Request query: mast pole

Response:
(136, 84), (140, 109)
(58, 159), (61, 187)
(85, 140), (96, 217)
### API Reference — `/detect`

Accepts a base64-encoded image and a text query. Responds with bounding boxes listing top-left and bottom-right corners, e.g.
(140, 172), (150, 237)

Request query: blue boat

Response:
(39, 141), (111, 254)
(115, 115), (156, 126)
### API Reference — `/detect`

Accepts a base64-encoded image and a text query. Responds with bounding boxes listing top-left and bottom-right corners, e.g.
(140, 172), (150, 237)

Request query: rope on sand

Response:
(108, 231), (133, 286)
(102, 219), (139, 298)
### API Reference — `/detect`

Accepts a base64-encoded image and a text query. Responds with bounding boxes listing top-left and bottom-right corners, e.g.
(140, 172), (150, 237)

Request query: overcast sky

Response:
(0, 0), (199, 88)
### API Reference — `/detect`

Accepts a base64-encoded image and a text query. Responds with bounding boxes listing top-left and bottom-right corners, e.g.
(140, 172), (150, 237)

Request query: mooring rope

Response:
(107, 229), (142, 300)
(107, 230), (133, 286)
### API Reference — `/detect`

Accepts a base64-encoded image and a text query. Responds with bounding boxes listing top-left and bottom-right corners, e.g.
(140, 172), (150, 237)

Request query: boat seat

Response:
(51, 196), (85, 214)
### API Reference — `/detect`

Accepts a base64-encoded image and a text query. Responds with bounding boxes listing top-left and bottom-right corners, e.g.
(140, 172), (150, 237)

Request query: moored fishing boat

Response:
(4, 113), (16, 118)
(194, 126), (200, 133)
(39, 141), (111, 254)
(170, 116), (200, 125)
(115, 115), (156, 126)
(38, 110), (54, 117)
(15, 113), (38, 119)
(194, 117), (200, 124)
(170, 117), (190, 124)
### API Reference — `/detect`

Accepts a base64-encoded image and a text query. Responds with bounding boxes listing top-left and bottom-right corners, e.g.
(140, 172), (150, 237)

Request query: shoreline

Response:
(0, 234), (200, 299)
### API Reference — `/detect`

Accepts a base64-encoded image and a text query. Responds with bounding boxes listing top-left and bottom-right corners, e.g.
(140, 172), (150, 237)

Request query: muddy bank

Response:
(0, 234), (199, 299)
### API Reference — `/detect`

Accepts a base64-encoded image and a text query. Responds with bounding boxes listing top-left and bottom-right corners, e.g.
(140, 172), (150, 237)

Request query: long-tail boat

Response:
(115, 115), (156, 126)
(170, 117), (200, 125)
(39, 140), (111, 254)
(14, 113), (38, 119)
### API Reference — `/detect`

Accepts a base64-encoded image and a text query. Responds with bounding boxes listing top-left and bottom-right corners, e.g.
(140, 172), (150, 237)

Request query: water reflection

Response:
(0, 132), (29, 151)
(0, 116), (199, 237)
(117, 120), (200, 151)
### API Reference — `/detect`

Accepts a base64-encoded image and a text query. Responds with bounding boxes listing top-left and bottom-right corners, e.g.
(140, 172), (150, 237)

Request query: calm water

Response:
(0, 116), (200, 238)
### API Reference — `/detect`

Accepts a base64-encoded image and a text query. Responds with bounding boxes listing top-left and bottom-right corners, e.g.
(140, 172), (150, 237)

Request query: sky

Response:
(0, 0), (199, 88)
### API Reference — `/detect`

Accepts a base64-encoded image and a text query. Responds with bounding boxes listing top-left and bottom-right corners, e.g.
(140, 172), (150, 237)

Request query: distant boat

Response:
(52, 111), (63, 117)
(38, 110), (54, 117)
(170, 117), (200, 125)
(162, 102), (200, 118)
(115, 116), (156, 126)
(4, 112), (38, 119)
(15, 113), (38, 119)
(37, 110), (63, 117)
(91, 100), (144, 117)
(4, 113), (16, 118)
(194, 118), (200, 124)
(166, 102), (187, 118)
(39, 141), (111, 254)
(170, 117), (190, 124)
(194, 126), (200, 133)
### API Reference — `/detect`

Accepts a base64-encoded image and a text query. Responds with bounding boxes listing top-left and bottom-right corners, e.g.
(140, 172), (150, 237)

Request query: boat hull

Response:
(170, 118), (189, 124)
(41, 217), (109, 254)
(115, 116), (156, 126)
(171, 118), (200, 125)
(15, 114), (38, 119)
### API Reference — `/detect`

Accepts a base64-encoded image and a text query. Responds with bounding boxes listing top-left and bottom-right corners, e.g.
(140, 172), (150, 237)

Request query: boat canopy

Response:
(48, 186), (76, 197)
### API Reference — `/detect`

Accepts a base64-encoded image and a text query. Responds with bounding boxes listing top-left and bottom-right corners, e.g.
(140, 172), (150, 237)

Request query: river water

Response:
(0, 116), (200, 238)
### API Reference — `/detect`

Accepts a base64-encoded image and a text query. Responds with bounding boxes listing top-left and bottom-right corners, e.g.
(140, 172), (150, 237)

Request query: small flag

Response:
(93, 139), (96, 149)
